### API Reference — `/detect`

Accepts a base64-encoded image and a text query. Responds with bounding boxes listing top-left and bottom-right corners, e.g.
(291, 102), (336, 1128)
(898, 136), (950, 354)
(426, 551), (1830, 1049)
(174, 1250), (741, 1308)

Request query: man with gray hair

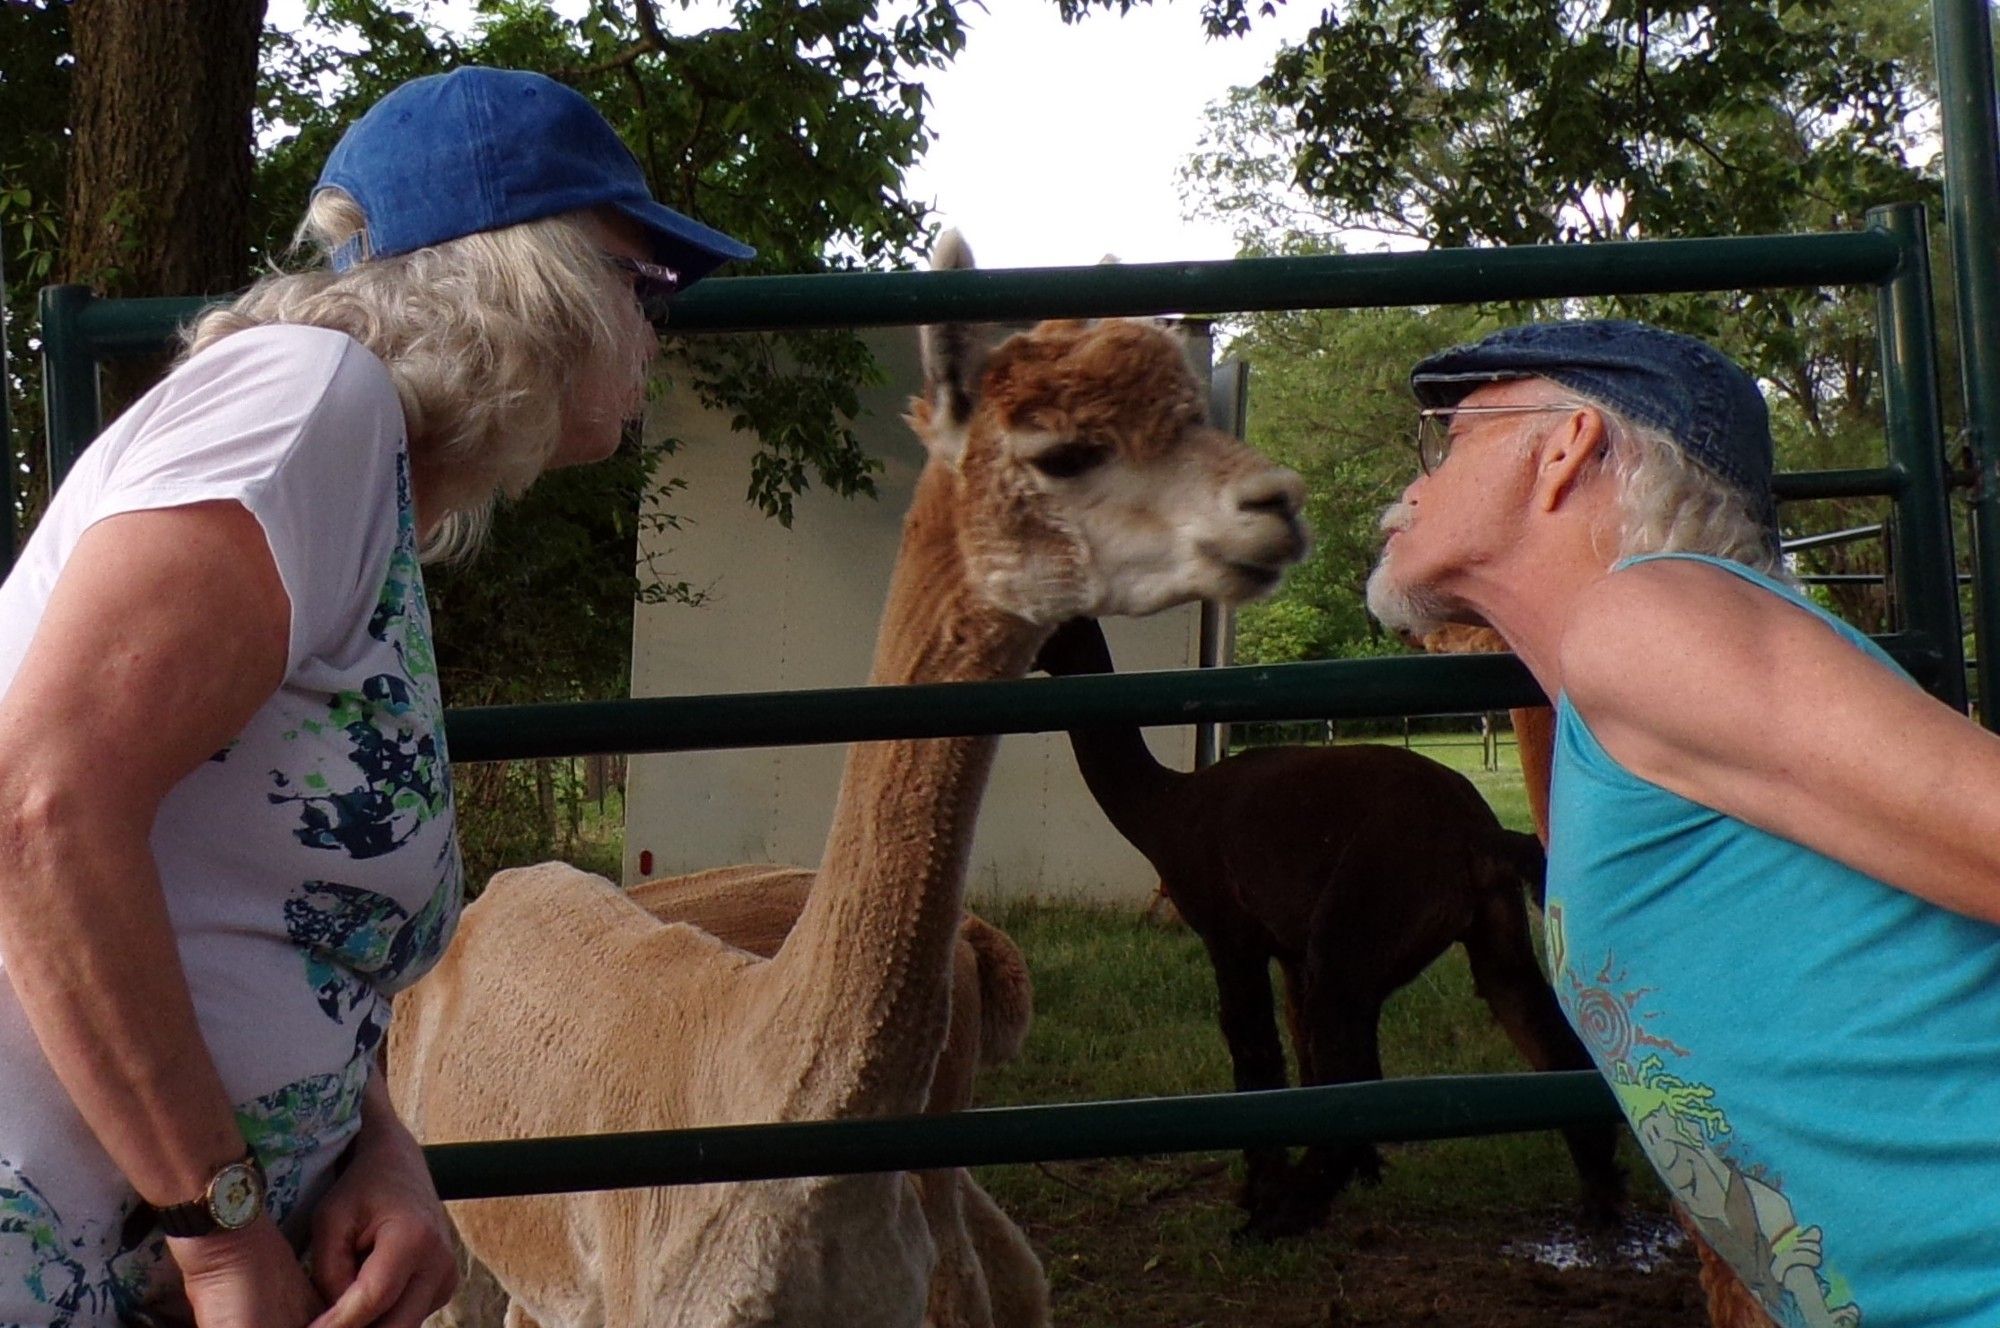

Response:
(1367, 319), (2000, 1328)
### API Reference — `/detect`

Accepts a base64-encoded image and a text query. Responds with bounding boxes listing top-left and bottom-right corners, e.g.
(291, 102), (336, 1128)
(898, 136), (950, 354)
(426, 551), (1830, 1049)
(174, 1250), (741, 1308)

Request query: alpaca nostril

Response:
(1235, 469), (1306, 520)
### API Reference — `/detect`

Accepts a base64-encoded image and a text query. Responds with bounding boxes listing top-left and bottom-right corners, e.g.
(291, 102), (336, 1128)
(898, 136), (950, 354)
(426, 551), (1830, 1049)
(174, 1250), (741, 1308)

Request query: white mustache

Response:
(1378, 502), (1415, 537)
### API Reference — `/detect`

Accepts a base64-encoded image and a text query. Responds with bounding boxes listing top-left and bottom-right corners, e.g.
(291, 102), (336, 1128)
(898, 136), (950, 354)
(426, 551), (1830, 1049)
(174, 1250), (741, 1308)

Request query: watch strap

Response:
(150, 1149), (265, 1237)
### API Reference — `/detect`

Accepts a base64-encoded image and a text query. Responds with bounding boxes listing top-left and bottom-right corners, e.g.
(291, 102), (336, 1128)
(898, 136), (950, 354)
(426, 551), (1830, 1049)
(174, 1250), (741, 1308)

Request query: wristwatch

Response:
(153, 1149), (268, 1237)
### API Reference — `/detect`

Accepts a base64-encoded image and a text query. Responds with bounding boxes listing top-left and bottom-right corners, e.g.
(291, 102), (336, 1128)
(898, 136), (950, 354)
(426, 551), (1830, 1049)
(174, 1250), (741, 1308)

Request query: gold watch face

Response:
(209, 1162), (264, 1230)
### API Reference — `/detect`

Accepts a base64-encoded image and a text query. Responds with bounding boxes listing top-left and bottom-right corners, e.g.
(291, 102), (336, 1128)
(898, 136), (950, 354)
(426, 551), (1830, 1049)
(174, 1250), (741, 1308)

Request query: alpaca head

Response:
(906, 231), (1309, 624)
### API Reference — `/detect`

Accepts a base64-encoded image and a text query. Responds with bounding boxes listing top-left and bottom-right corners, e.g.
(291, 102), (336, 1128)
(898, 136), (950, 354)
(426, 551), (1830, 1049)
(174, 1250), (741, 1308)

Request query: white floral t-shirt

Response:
(0, 324), (462, 1326)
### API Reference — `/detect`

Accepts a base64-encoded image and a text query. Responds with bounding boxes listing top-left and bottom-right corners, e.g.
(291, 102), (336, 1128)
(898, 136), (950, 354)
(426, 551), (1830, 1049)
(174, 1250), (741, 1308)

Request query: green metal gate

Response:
(14, 0), (2000, 1212)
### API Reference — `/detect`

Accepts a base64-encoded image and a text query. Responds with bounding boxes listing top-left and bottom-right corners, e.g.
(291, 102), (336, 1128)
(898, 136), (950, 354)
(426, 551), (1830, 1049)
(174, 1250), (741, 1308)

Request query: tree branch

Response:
(556, 0), (682, 83)
(559, 36), (659, 81)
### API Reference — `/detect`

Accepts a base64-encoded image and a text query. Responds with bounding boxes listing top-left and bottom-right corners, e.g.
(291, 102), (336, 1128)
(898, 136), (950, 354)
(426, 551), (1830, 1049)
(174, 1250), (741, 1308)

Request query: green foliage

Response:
(1227, 297), (1495, 662)
(1186, 0), (1952, 659)
(1246, 0), (1927, 248)
(0, 0), (72, 551)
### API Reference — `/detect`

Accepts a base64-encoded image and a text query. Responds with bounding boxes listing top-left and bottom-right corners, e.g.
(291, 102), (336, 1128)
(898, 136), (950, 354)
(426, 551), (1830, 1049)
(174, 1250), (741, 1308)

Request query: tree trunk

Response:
(59, 0), (268, 415)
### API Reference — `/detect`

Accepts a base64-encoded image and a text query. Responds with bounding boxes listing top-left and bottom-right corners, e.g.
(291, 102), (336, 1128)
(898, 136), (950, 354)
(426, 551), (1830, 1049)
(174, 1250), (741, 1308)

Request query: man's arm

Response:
(1560, 557), (2000, 925)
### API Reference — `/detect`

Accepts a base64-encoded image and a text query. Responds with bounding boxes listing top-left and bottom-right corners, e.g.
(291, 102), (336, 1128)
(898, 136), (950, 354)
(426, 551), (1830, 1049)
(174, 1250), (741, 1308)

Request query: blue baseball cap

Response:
(316, 66), (754, 286)
(1411, 319), (1778, 537)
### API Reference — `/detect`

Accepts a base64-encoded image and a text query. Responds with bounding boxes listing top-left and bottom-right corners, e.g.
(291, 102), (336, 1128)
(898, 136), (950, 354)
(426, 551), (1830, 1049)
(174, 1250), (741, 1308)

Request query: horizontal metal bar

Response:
(1772, 467), (1906, 502)
(60, 230), (1903, 360)
(445, 634), (1940, 762)
(1782, 523), (1885, 553)
(61, 293), (206, 359)
(666, 230), (1904, 331)
(425, 1070), (1621, 1201)
(1793, 574), (1977, 586)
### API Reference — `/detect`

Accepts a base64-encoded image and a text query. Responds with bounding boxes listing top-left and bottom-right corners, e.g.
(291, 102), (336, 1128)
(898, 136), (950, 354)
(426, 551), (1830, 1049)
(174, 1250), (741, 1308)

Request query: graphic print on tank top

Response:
(1547, 903), (1861, 1327)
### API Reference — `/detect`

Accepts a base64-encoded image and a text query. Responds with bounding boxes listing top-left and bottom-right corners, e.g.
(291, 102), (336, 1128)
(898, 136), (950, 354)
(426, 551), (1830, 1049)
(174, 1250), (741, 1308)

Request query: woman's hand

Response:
(306, 1082), (459, 1328)
(169, 1219), (325, 1328)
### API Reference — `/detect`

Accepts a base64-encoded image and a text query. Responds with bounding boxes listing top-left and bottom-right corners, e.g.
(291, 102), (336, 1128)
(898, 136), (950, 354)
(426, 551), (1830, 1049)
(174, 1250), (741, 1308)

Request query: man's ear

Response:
(1532, 405), (1609, 513)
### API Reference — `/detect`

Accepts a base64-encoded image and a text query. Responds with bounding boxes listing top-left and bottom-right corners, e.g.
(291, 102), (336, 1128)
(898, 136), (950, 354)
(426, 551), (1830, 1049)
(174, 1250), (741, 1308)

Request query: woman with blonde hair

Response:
(0, 66), (751, 1328)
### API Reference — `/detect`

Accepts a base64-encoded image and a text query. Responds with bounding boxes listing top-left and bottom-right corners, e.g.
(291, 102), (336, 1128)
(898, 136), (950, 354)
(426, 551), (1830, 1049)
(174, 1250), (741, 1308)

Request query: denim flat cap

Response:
(1411, 319), (1778, 536)
(317, 66), (754, 286)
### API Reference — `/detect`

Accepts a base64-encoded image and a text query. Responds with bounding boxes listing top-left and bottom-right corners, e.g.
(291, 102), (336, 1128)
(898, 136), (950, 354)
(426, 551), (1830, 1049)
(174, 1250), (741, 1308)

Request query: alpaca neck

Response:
(773, 461), (1042, 1117)
(1045, 624), (1188, 864)
(1070, 724), (1185, 865)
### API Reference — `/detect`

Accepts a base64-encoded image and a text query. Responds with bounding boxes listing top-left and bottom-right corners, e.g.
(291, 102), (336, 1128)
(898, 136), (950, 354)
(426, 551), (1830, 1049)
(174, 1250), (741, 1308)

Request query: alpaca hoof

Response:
(1232, 1205), (1319, 1244)
(1577, 1176), (1628, 1230)
(1233, 1185), (1335, 1243)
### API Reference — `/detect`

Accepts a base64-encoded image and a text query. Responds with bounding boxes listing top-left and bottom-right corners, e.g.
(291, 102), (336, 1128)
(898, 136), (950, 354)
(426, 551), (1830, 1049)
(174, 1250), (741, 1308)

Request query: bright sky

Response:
(263, 1), (1324, 269)
(907, 4), (1323, 267)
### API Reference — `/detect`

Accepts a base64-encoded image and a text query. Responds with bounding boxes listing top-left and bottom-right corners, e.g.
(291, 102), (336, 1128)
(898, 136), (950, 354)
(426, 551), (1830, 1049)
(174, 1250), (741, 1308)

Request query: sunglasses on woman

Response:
(606, 255), (682, 326)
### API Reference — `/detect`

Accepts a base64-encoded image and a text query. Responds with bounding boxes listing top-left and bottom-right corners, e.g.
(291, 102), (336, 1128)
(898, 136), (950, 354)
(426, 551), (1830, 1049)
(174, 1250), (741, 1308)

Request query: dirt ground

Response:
(1008, 1155), (1711, 1328)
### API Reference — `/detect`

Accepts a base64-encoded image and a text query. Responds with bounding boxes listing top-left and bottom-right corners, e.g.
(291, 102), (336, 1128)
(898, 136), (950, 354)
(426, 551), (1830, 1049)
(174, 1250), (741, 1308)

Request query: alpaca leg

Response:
(1289, 977), (1389, 1230)
(915, 1168), (992, 1328)
(425, 1217), (514, 1328)
(961, 1174), (1051, 1328)
(499, 1302), (542, 1328)
(1276, 959), (1312, 1083)
(1275, 955), (1359, 1218)
(1202, 934), (1295, 1237)
(1462, 891), (1625, 1220)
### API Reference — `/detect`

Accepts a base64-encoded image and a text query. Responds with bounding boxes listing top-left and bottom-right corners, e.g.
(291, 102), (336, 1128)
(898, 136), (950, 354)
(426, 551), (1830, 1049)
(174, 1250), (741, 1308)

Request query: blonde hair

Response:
(1541, 393), (1787, 579)
(182, 189), (653, 560)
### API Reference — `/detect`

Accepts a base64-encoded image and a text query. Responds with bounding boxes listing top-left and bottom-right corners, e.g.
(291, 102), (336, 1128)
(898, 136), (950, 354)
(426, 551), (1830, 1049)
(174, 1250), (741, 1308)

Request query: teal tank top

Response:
(1546, 552), (2000, 1328)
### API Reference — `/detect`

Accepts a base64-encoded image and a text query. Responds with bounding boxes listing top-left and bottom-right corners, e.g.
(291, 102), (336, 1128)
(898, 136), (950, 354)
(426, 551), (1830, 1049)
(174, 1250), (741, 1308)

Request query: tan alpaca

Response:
(632, 869), (1040, 1328)
(389, 230), (1308, 1328)
(424, 865), (1038, 1328)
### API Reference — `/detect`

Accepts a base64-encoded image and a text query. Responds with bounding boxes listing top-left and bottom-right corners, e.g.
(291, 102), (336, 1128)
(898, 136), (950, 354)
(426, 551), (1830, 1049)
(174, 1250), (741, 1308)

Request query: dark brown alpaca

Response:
(1036, 617), (1623, 1239)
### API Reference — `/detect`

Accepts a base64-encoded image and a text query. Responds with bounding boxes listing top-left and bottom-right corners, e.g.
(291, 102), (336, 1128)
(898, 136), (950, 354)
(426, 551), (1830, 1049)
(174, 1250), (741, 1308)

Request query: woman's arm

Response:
(307, 1068), (459, 1328)
(1561, 557), (2000, 924)
(0, 501), (322, 1324)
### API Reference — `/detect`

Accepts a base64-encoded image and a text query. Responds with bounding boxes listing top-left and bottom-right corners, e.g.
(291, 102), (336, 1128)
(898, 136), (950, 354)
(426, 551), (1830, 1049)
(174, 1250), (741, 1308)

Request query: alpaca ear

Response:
(918, 229), (987, 464)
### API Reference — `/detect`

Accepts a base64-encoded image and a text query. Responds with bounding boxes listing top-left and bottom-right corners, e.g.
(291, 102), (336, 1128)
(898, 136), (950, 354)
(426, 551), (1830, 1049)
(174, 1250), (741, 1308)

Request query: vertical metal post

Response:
(1870, 204), (1967, 710)
(1932, 0), (2000, 724)
(1199, 357), (1253, 767)
(38, 283), (101, 488)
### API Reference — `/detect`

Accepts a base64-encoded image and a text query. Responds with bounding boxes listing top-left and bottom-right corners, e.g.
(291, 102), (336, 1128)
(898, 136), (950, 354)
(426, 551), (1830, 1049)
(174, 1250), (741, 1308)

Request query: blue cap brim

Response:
(1408, 368), (1536, 409)
(611, 198), (755, 288)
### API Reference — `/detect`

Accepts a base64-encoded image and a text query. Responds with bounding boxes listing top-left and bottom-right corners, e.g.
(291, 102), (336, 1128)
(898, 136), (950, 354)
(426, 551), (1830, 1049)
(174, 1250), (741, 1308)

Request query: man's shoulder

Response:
(1560, 557), (1775, 714)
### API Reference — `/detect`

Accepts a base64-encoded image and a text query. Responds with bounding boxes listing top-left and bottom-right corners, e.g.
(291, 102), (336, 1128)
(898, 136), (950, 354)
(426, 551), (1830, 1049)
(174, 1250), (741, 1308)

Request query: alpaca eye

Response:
(1029, 441), (1112, 480)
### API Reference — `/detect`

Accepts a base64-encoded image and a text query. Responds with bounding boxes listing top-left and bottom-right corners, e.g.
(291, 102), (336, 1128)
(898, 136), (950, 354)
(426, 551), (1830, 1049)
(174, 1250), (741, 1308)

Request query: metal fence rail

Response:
(41, 226), (1905, 480)
(445, 633), (1945, 762)
(427, 1072), (1621, 1202)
